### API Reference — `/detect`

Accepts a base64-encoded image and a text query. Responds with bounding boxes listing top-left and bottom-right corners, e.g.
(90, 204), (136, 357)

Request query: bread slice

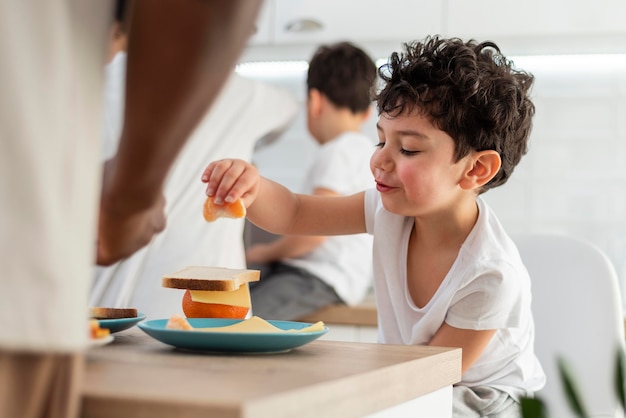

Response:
(162, 266), (260, 291)
(90, 307), (138, 319)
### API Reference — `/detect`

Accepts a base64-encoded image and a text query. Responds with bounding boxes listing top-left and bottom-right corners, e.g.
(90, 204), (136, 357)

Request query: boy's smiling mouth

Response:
(375, 180), (395, 192)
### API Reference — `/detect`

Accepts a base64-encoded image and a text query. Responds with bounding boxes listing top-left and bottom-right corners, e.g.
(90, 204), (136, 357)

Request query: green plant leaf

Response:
(557, 357), (589, 418)
(520, 397), (548, 418)
(615, 348), (626, 411)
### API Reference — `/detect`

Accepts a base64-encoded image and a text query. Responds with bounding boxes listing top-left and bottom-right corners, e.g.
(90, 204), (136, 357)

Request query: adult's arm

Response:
(97, 0), (263, 265)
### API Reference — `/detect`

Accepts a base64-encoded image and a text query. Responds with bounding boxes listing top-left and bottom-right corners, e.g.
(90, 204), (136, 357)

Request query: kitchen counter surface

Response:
(298, 294), (378, 326)
(81, 327), (461, 418)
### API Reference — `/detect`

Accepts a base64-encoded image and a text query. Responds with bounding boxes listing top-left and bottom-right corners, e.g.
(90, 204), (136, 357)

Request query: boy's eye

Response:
(375, 142), (385, 148)
(400, 148), (419, 156)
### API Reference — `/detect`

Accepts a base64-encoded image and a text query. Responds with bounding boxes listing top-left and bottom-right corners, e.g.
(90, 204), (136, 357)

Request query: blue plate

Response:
(97, 313), (147, 334)
(138, 318), (328, 353)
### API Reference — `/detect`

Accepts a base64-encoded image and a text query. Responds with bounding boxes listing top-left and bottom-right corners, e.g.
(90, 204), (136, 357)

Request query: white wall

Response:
(484, 56), (626, 309)
(241, 52), (626, 310)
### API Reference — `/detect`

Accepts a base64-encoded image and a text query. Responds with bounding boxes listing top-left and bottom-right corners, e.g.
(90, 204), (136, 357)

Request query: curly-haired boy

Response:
(202, 36), (546, 416)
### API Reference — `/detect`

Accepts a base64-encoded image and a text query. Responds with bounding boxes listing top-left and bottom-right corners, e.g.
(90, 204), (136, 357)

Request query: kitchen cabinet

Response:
(252, 0), (626, 46)
(242, 0), (445, 65)
(446, 0), (626, 39)
(245, 0), (626, 59)
(249, 0), (443, 46)
(271, 0), (443, 45)
(248, 0), (273, 46)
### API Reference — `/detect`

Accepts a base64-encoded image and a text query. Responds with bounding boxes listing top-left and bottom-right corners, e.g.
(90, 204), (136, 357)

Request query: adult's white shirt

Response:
(91, 54), (298, 318)
(0, 1), (110, 351)
(364, 190), (546, 399)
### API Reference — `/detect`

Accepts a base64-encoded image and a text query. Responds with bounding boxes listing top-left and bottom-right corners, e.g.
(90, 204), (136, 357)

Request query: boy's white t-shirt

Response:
(283, 132), (374, 305)
(364, 189), (546, 399)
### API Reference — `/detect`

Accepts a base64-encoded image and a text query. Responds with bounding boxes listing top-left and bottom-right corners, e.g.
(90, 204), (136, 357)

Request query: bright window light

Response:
(375, 58), (388, 68)
(237, 54), (626, 79)
(236, 60), (309, 77)
(510, 54), (626, 74)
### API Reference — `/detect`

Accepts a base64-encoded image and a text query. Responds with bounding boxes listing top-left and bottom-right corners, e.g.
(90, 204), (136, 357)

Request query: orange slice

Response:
(203, 196), (246, 222)
(166, 314), (194, 330)
(182, 289), (249, 319)
(89, 319), (111, 339)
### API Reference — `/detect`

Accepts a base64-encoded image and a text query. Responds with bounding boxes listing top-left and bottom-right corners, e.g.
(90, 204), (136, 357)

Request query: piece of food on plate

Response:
(165, 314), (325, 333)
(166, 314), (194, 330)
(162, 266), (260, 319)
(89, 307), (138, 319)
(203, 196), (246, 222)
(89, 319), (111, 339)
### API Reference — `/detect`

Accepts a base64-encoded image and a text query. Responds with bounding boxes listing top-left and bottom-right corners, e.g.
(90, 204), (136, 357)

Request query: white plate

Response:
(88, 334), (114, 348)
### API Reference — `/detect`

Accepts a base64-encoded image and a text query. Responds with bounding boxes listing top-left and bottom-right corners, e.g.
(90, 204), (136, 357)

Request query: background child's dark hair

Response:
(307, 42), (377, 114)
(375, 36), (535, 193)
(114, 0), (127, 23)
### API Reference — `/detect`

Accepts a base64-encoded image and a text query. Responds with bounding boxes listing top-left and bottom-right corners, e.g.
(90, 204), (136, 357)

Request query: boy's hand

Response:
(201, 159), (260, 209)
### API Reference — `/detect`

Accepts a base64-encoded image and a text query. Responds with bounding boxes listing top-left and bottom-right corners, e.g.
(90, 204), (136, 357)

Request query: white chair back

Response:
(513, 233), (625, 418)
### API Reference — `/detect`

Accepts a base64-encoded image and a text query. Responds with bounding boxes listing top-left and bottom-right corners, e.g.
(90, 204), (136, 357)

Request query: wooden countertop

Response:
(81, 327), (461, 418)
(297, 294), (378, 326)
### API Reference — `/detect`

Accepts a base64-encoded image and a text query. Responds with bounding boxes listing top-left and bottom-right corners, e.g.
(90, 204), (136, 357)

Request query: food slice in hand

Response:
(203, 196), (246, 222)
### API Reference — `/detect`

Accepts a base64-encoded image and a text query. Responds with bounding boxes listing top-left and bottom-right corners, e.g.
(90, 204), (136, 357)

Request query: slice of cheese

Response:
(189, 283), (251, 308)
(194, 316), (325, 334)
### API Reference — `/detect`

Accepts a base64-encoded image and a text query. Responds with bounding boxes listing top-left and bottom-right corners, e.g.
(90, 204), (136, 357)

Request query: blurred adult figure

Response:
(0, 1), (263, 417)
(92, 49), (298, 318)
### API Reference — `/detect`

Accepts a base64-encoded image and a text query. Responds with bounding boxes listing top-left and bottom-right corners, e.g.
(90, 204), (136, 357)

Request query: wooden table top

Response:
(81, 327), (461, 418)
(298, 294), (378, 326)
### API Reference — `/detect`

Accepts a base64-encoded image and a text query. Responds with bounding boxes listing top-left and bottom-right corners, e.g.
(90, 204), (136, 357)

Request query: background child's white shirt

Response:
(102, 52), (126, 160)
(91, 55), (298, 318)
(364, 189), (546, 399)
(283, 132), (374, 305)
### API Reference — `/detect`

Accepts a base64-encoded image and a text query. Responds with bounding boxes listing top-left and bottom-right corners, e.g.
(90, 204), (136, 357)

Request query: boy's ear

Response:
(308, 88), (323, 117)
(362, 106), (373, 122)
(459, 150), (502, 190)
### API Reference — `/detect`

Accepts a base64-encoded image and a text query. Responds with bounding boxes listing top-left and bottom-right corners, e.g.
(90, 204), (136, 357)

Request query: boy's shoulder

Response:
(462, 198), (522, 266)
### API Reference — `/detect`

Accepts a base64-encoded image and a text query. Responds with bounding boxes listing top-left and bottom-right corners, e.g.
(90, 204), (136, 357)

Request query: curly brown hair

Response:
(375, 36), (535, 193)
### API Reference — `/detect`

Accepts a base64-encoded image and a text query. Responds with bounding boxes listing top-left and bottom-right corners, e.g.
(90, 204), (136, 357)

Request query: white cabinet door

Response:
(248, 0), (274, 46)
(446, 0), (626, 38)
(270, 0), (444, 45)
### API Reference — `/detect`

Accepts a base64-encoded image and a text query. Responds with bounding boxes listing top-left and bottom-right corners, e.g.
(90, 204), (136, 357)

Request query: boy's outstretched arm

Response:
(202, 159), (368, 236)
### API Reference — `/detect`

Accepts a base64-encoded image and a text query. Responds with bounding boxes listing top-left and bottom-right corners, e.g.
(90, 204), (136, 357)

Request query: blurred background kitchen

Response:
(235, 0), (626, 310)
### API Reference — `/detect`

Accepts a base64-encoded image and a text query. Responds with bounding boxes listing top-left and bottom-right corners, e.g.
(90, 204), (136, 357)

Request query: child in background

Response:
(245, 42), (377, 320)
(203, 36), (546, 416)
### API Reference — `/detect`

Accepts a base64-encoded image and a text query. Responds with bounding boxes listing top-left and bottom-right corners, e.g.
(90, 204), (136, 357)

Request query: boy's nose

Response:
(372, 149), (393, 172)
